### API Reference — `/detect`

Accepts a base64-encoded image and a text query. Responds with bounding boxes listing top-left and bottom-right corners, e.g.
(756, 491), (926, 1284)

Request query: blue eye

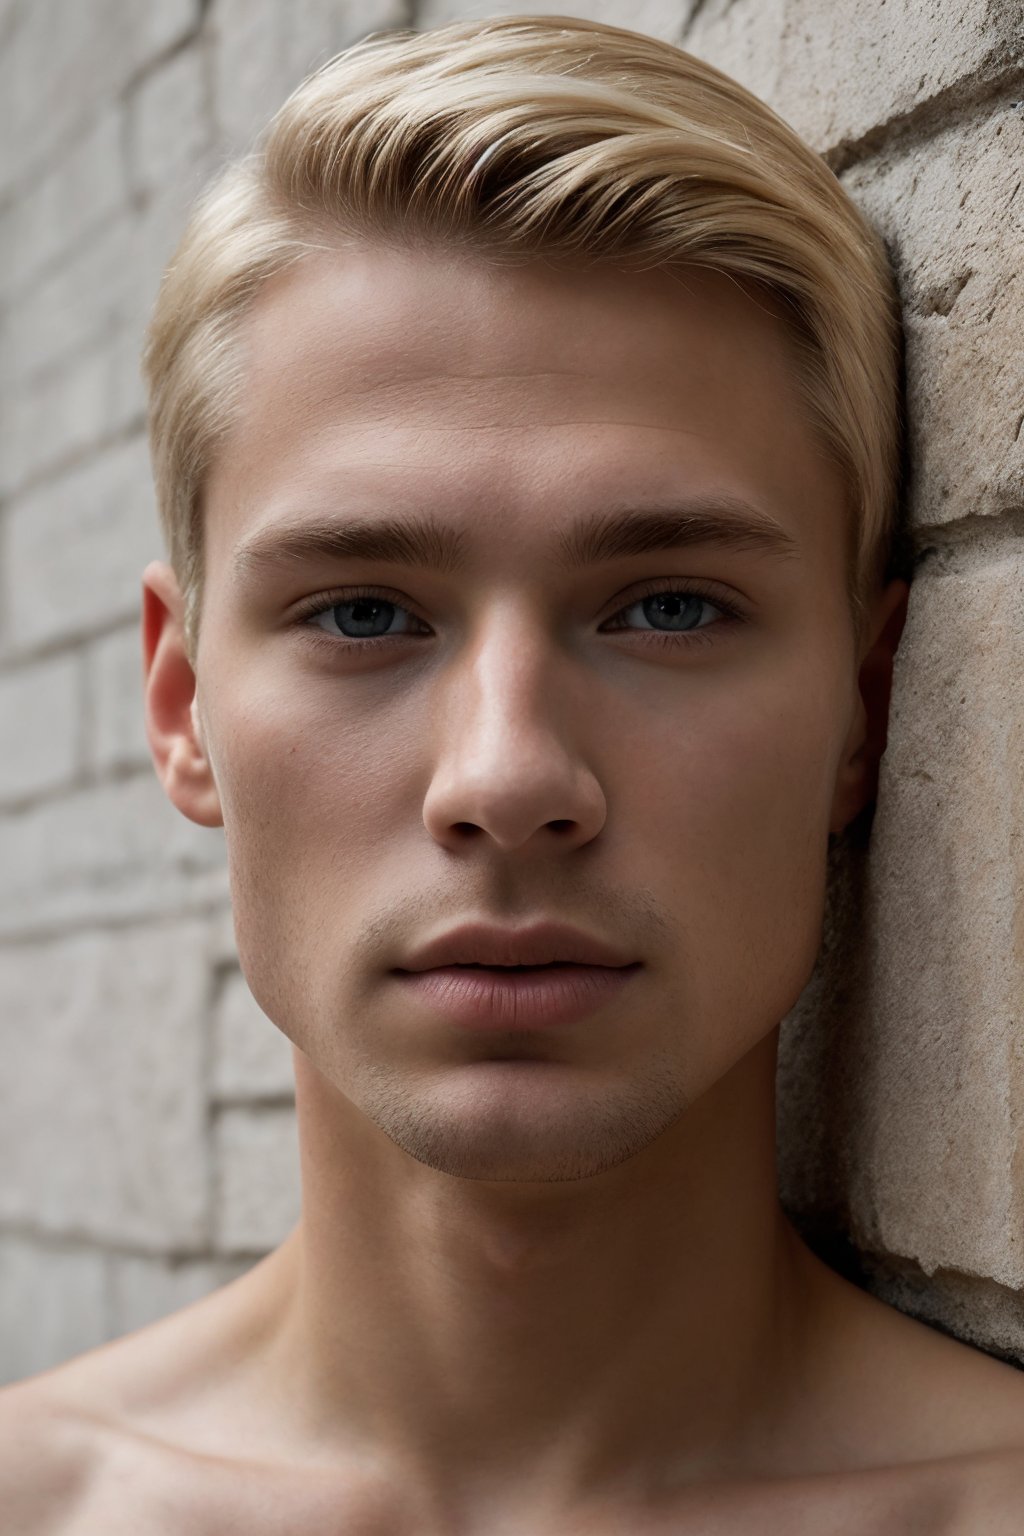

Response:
(293, 581), (741, 651)
(307, 593), (426, 641)
(604, 589), (724, 635)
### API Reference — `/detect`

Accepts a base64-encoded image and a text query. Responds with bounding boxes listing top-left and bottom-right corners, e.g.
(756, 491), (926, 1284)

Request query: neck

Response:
(245, 1027), (816, 1521)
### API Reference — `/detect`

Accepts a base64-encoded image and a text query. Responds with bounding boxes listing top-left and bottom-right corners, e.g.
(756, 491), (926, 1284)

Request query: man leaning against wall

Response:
(3, 15), (1024, 1536)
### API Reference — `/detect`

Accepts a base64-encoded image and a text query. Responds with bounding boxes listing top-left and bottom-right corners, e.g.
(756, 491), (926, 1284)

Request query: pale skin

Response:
(4, 246), (1024, 1535)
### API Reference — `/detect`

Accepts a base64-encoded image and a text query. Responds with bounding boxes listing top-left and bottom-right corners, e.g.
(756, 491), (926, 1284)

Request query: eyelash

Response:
(290, 580), (746, 654)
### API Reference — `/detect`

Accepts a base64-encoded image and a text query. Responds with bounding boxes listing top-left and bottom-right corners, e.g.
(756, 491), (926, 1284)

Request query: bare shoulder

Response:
(0, 1271), (260, 1534)
(0, 1330), (240, 1536)
(934, 1444), (1024, 1536)
(978, 1444), (1024, 1519)
(0, 1373), (100, 1536)
(794, 1249), (1024, 1501)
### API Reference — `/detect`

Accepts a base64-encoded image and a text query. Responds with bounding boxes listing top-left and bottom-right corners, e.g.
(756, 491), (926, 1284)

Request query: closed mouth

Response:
(449, 961), (583, 970)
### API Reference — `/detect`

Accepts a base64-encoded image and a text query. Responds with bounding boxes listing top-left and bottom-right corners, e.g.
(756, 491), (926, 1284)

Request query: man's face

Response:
(187, 246), (863, 1182)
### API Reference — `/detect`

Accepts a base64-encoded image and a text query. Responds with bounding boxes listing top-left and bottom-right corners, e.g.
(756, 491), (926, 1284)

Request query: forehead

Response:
(203, 244), (846, 578)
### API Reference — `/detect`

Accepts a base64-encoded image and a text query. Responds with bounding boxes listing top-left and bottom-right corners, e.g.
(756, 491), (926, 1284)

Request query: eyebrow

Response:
(232, 493), (799, 582)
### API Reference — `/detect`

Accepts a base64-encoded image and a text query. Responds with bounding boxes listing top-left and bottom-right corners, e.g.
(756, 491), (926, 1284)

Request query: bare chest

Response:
(63, 1449), (981, 1536)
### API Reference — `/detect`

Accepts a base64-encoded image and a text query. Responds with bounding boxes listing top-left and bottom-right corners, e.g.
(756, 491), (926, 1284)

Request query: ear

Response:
(828, 577), (910, 836)
(142, 560), (223, 829)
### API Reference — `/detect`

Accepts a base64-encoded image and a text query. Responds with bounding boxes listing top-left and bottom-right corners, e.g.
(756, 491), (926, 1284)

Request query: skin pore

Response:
(58, 244), (1023, 1532)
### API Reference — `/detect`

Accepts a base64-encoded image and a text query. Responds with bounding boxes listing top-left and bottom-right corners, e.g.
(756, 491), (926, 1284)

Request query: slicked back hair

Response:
(143, 14), (904, 664)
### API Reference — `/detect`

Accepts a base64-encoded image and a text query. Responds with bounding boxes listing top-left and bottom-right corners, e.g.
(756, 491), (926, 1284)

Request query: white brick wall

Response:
(0, 1236), (109, 1386)
(843, 108), (1024, 525)
(836, 548), (1024, 1285)
(0, 0), (197, 201)
(0, 0), (1021, 1383)
(0, 106), (129, 296)
(213, 1106), (302, 1253)
(3, 439), (161, 650)
(0, 653), (82, 805)
(212, 970), (297, 1102)
(0, 777), (227, 936)
(210, 0), (412, 148)
(0, 922), (211, 1247)
(87, 623), (154, 775)
(683, 0), (1024, 157)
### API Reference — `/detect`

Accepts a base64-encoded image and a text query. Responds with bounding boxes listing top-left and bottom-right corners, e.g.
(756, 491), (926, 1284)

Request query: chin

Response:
(361, 1059), (690, 1183)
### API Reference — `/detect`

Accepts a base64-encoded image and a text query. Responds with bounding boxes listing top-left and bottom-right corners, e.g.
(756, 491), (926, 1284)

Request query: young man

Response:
(4, 14), (1024, 1533)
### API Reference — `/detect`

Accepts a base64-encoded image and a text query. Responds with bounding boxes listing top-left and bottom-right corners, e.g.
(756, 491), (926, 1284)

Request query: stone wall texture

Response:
(1, 0), (1021, 1382)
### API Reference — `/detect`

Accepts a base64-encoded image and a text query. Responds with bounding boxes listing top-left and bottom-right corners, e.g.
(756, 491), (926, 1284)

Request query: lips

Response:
(391, 920), (642, 1029)
(449, 961), (576, 971)
(395, 920), (639, 973)
(393, 959), (641, 1030)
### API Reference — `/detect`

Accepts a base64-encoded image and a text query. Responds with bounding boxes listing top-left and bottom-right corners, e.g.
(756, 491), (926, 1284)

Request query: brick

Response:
(778, 544), (1024, 1287)
(212, 968), (296, 1101)
(0, 338), (135, 502)
(209, 902), (243, 967)
(87, 622), (152, 776)
(842, 106), (1024, 528)
(1, 174), (212, 397)
(126, 42), (214, 202)
(0, 921), (212, 1248)
(210, 0), (410, 151)
(0, 209), (138, 386)
(214, 1104), (302, 1253)
(0, 1235), (109, 1388)
(0, 652), (82, 805)
(682, 0), (1024, 158)
(0, 0), (198, 200)
(2, 436), (161, 655)
(107, 1251), (255, 1340)
(0, 182), (217, 501)
(0, 106), (129, 303)
(0, 774), (228, 938)
(861, 1255), (1024, 1367)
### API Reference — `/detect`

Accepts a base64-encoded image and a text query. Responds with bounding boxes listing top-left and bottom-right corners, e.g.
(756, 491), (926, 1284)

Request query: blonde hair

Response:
(143, 13), (904, 665)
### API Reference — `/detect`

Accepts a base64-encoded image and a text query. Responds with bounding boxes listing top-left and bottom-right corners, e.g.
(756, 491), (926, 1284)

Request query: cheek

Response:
(626, 668), (845, 1020)
(208, 679), (414, 1021)
(215, 672), (408, 847)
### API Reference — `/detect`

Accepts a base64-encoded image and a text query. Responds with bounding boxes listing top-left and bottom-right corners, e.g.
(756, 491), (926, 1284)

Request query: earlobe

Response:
(828, 578), (910, 836)
(142, 560), (224, 829)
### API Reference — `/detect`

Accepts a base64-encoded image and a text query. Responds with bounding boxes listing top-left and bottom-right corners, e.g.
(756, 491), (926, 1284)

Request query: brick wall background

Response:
(0, 0), (1021, 1384)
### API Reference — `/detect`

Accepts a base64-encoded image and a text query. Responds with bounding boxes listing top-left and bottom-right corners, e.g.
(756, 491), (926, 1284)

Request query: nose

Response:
(420, 609), (607, 855)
